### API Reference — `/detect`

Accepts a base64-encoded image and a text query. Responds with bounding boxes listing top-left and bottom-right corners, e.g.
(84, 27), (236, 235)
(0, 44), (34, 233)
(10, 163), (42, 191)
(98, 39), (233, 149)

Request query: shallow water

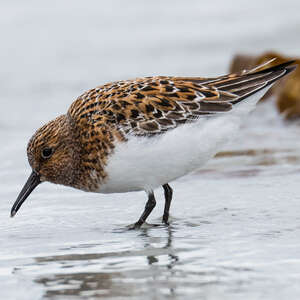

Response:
(1, 1), (300, 299)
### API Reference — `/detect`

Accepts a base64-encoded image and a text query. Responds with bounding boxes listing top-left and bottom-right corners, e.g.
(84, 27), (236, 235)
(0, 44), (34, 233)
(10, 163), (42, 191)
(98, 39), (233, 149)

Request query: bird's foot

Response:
(127, 222), (162, 230)
(162, 213), (170, 225)
(128, 221), (143, 230)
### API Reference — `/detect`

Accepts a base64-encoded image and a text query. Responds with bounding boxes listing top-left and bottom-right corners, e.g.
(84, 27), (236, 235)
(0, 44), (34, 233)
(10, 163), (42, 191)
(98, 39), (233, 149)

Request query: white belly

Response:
(99, 114), (240, 193)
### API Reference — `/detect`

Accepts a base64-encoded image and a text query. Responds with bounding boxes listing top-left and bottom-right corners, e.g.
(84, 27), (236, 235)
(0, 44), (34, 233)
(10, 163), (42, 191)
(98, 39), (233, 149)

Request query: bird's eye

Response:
(41, 148), (53, 159)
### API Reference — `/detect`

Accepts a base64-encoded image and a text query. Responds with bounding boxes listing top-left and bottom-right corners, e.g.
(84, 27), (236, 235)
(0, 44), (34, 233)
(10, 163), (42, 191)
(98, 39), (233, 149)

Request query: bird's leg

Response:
(162, 183), (173, 225)
(133, 191), (156, 229)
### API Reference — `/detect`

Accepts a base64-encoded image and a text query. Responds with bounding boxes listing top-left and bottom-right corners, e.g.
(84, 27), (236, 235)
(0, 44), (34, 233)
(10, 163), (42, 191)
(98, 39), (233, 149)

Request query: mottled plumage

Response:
(11, 61), (296, 227)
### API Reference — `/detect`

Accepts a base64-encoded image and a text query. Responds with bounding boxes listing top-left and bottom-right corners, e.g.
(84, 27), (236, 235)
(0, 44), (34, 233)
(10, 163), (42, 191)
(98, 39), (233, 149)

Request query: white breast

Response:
(99, 86), (271, 194)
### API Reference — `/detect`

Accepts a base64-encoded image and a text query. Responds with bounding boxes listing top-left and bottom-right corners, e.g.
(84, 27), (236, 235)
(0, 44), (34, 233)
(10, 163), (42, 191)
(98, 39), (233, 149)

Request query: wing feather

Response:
(68, 61), (296, 138)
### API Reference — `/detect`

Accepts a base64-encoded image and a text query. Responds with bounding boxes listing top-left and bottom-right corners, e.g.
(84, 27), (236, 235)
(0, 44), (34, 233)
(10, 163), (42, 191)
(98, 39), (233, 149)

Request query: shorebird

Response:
(11, 61), (296, 228)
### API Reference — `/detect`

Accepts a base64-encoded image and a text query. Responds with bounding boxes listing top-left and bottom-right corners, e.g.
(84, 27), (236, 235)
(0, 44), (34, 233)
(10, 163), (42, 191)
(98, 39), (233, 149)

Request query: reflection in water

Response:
(139, 227), (179, 267)
(198, 147), (300, 179)
(8, 192), (298, 299)
(140, 227), (179, 298)
(36, 272), (121, 298)
(34, 227), (181, 299)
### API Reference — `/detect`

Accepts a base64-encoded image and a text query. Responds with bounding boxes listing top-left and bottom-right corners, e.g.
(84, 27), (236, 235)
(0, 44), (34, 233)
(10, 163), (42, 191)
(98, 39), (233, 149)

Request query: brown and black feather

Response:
(68, 61), (296, 138)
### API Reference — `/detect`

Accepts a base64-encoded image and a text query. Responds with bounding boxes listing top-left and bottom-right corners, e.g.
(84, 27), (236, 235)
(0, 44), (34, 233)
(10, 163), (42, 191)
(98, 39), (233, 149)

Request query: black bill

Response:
(11, 171), (41, 217)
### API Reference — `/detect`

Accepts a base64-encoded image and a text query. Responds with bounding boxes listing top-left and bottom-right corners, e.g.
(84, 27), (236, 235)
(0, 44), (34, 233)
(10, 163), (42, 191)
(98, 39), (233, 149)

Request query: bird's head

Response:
(11, 115), (81, 217)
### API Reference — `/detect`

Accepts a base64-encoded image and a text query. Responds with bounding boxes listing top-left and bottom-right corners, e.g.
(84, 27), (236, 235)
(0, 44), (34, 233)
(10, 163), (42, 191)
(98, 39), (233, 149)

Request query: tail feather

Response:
(215, 61), (297, 105)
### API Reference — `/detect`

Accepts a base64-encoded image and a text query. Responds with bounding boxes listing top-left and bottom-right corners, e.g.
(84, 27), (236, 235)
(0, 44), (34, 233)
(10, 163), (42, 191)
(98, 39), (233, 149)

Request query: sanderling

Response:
(11, 61), (296, 228)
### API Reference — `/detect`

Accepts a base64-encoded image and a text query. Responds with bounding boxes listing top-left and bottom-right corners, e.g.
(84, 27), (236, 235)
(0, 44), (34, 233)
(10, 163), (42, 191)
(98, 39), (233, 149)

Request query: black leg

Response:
(162, 183), (173, 225)
(133, 191), (156, 228)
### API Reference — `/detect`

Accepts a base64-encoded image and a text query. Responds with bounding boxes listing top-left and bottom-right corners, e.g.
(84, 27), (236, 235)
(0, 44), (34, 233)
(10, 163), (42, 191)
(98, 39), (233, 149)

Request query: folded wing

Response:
(68, 61), (296, 138)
